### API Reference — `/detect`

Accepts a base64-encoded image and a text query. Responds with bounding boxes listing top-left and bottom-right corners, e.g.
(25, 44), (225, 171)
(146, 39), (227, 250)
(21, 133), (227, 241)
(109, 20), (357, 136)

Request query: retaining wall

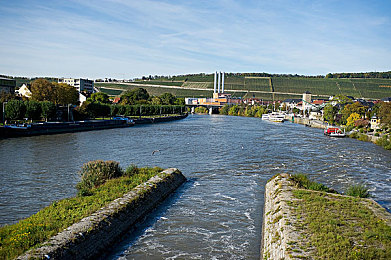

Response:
(18, 168), (186, 260)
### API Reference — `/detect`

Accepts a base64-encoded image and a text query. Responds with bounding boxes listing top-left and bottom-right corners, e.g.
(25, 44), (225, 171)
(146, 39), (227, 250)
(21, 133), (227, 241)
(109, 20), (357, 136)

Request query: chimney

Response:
(213, 71), (217, 94)
(218, 71), (221, 93)
(222, 72), (225, 93)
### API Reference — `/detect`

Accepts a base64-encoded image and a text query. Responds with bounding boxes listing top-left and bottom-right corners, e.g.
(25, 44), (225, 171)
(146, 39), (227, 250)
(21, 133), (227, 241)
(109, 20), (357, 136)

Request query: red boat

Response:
(324, 126), (346, 137)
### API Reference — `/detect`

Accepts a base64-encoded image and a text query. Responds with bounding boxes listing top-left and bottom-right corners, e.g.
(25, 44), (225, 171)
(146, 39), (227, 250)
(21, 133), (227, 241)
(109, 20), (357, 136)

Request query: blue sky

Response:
(0, 0), (390, 79)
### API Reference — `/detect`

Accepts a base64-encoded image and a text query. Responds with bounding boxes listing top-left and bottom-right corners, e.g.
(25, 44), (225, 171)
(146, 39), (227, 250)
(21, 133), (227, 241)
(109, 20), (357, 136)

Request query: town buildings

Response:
(58, 78), (95, 93)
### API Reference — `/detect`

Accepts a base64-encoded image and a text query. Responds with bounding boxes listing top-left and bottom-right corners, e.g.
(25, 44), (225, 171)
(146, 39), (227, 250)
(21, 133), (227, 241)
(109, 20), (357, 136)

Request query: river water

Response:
(1, 114), (390, 259)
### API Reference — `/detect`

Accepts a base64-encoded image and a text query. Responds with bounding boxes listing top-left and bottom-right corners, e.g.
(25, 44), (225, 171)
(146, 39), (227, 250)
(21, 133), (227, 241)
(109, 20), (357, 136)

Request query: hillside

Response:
(97, 75), (391, 100)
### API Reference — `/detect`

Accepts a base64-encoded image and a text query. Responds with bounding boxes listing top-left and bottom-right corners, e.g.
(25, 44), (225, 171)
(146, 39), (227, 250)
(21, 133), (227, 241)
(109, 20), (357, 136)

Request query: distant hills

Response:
(98, 72), (391, 100)
(3, 72), (391, 100)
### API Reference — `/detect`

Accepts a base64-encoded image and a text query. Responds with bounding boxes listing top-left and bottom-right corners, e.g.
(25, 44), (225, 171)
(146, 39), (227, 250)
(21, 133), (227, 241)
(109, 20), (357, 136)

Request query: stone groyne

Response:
(262, 173), (391, 259)
(18, 168), (186, 260)
(262, 174), (312, 259)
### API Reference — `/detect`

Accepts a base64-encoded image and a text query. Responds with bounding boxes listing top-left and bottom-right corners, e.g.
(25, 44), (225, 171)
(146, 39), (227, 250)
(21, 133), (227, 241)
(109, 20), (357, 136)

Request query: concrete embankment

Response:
(262, 173), (391, 259)
(18, 168), (186, 260)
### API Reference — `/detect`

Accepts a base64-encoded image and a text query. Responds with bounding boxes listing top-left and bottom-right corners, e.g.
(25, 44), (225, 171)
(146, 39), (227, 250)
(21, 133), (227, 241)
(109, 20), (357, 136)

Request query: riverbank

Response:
(262, 174), (391, 259)
(12, 168), (186, 260)
(0, 114), (188, 138)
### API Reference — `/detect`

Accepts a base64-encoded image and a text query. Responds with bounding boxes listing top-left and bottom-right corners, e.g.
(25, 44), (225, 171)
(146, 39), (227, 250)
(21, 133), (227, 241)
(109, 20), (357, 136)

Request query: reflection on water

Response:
(1, 114), (390, 259)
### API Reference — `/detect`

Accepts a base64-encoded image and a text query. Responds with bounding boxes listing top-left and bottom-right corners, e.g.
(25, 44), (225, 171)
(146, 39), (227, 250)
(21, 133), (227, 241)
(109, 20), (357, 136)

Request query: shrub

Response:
(76, 160), (123, 195)
(125, 164), (139, 176)
(374, 133), (380, 137)
(349, 132), (359, 139)
(357, 133), (369, 142)
(346, 184), (370, 198)
(194, 106), (208, 114)
(290, 174), (337, 193)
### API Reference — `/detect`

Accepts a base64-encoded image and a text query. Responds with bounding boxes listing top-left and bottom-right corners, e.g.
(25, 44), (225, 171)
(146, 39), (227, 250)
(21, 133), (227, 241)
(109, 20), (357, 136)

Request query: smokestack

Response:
(222, 72), (225, 93)
(218, 71), (221, 93)
(213, 71), (217, 94)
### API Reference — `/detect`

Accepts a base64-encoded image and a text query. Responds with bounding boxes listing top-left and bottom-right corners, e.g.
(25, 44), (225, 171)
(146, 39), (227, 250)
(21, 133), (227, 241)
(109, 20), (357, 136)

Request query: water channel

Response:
(1, 114), (390, 259)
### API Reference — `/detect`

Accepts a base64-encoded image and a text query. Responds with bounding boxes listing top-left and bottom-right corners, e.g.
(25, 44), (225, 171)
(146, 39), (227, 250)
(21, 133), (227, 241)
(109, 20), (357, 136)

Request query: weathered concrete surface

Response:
(18, 168), (186, 260)
(261, 173), (313, 259)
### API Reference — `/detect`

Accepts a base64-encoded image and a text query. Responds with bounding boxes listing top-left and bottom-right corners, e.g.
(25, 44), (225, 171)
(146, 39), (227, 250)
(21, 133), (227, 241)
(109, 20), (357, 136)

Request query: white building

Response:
(58, 78), (95, 93)
(15, 84), (32, 98)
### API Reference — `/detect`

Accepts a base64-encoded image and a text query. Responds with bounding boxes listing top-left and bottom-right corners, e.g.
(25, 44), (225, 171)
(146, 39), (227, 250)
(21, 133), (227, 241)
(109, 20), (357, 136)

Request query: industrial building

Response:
(0, 77), (16, 94)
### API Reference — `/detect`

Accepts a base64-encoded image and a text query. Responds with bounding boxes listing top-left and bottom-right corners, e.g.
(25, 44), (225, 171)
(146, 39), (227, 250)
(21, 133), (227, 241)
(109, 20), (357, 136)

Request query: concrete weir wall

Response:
(261, 174), (311, 259)
(18, 168), (186, 260)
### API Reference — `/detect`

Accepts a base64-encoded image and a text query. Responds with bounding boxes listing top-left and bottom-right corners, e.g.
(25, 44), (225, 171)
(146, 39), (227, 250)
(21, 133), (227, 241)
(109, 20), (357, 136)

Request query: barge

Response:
(1, 118), (134, 137)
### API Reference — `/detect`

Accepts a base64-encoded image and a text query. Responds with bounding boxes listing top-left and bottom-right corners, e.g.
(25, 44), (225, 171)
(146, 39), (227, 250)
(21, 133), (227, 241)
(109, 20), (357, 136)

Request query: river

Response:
(1, 114), (390, 259)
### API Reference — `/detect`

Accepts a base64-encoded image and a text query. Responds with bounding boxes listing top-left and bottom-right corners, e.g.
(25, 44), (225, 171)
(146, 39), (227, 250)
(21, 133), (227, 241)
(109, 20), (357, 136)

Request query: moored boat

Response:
(324, 126), (346, 137)
(262, 112), (285, 122)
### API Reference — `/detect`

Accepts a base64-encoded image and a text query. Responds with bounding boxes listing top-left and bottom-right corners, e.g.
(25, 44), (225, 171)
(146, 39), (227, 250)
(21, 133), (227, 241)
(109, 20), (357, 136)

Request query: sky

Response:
(0, 0), (390, 79)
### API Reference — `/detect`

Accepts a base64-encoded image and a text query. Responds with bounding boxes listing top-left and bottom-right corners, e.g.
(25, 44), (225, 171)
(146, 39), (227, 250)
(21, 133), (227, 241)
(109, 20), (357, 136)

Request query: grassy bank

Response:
(288, 175), (391, 259)
(0, 163), (163, 260)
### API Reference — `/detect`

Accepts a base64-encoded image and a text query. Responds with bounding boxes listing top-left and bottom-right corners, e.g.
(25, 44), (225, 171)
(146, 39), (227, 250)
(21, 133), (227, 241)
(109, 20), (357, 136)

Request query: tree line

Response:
(326, 71), (391, 79)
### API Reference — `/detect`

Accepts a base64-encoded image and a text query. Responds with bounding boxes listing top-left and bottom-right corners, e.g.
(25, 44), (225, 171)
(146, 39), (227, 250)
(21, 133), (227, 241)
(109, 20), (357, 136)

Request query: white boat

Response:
(269, 112), (285, 123)
(261, 114), (270, 120)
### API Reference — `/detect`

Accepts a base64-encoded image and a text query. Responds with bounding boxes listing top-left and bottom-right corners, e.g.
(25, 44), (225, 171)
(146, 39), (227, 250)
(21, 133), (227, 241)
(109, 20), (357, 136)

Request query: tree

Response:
(378, 102), (391, 127)
(341, 102), (367, 124)
(30, 79), (55, 102)
(160, 93), (176, 105)
(54, 83), (79, 105)
(25, 100), (41, 121)
(346, 112), (361, 127)
(40, 101), (56, 121)
(120, 88), (150, 105)
(151, 96), (162, 105)
(88, 92), (110, 104)
(334, 95), (353, 105)
(323, 104), (338, 124)
(5, 100), (26, 120)
(174, 97), (185, 105)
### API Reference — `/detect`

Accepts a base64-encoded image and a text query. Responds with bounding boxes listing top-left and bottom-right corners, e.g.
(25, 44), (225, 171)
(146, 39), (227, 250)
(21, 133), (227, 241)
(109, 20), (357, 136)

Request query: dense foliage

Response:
(219, 104), (267, 118)
(30, 79), (78, 105)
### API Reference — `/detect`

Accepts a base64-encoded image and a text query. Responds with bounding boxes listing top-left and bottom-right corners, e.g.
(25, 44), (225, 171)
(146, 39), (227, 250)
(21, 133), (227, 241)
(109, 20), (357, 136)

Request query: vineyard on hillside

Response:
(97, 75), (391, 100)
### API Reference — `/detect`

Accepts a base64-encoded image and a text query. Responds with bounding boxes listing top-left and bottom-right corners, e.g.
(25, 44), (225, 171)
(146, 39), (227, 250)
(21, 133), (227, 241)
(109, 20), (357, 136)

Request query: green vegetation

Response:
(291, 189), (391, 259)
(219, 104), (267, 117)
(376, 135), (391, 150)
(346, 184), (370, 198)
(4, 100), (56, 122)
(0, 161), (163, 260)
(118, 73), (391, 99)
(289, 174), (337, 193)
(96, 83), (214, 98)
(194, 106), (208, 114)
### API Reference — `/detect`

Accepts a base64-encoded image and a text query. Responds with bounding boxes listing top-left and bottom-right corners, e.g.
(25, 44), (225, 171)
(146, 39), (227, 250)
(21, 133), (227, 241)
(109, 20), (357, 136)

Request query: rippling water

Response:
(1, 114), (390, 259)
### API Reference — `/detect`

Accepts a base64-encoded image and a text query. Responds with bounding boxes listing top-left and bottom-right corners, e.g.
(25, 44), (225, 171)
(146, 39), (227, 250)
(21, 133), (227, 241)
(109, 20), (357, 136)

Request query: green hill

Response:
(97, 74), (391, 100)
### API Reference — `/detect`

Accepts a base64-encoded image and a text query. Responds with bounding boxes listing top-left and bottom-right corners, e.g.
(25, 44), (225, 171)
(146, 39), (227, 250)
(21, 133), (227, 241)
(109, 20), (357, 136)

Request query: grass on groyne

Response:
(0, 163), (163, 260)
(288, 174), (391, 259)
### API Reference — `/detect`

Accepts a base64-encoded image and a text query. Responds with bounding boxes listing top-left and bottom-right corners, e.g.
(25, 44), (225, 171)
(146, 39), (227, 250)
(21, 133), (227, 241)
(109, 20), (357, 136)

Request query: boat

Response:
(324, 126), (346, 137)
(262, 112), (285, 122)
(2, 119), (135, 137)
(268, 112), (285, 123)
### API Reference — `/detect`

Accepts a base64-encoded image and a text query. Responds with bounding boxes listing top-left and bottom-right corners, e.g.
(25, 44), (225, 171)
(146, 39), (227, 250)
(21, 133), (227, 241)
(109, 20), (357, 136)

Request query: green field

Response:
(94, 76), (391, 100)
